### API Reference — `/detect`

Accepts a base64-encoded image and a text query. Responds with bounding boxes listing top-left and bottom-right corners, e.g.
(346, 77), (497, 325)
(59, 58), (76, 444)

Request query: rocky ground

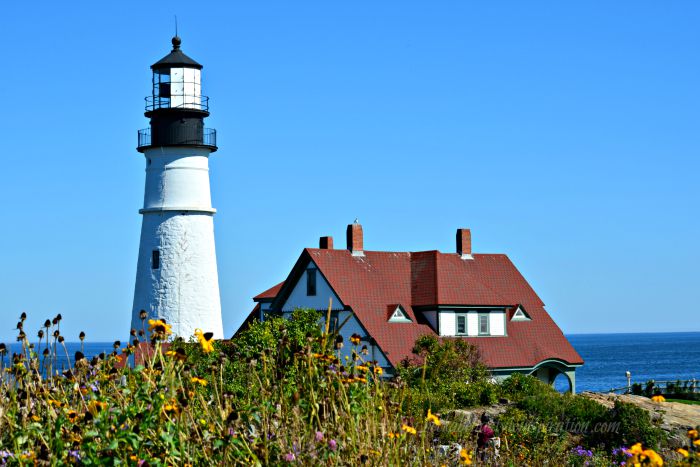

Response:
(581, 392), (700, 447)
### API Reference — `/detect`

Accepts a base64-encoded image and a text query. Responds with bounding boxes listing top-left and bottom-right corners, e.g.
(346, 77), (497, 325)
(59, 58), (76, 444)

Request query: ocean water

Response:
(557, 332), (700, 393)
(3, 333), (699, 393)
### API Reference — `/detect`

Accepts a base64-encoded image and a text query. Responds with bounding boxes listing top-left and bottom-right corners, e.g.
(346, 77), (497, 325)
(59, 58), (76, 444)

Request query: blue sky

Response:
(1, 1), (698, 342)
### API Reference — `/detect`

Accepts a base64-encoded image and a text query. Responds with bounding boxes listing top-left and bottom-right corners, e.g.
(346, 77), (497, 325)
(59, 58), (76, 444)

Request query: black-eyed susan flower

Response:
(350, 333), (361, 345)
(66, 410), (79, 422)
(373, 366), (383, 376)
(401, 424), (416, 435)
(194, 329), (215, 353)
(191, 376), (208, 387)
(165, 348), (187, 362)
(426, 408), (441, 426)
(87, 400), (107, 417)
(688, 429), (699, 440)
(677, 448), (689, 458)
(459, 448), (472, 465)
(148, 319), (172, 339)
(651, 395), (665, 403)
(356, 365), (369, 373)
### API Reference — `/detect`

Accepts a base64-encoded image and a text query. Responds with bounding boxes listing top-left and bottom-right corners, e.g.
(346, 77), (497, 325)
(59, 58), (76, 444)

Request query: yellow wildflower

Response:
(688, 429), (699, 440)
(191, 376), (208, 387)
(460, 448), (472, 465)
(194, 328), (215, 353)
(373, 366), (383, 375)
(48, 399), (63, 407)
(356, 365), (369, 373)
(401, 424), (417, 435)
(642, 448), (664, 466)
(677, 448), (689, 457)
(651, 395), (666, 403)
(31, 415), (41, 422)
(627, 443), (644, 455)
(163, 400), (180, 415)
(694, 439), (700, 447)
(350, 334), (361, 345)
(66, 410), (79, 422)
(426, 408), (441, 426)
(148, 319), (172, 337)
(87, 400), (107, 416)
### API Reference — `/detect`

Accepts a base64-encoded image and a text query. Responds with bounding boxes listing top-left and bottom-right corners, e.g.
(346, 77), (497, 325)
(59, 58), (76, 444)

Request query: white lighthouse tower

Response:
(131, 36), (224, 339)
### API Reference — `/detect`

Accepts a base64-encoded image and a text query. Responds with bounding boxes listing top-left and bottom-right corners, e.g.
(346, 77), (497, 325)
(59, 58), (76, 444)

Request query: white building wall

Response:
(467, 312), (479, 336)
(281, 262), (343, 312)
(437, 310), (506, 337)
(131, 146), (223, 339)
(142, 148), (214, 211)
(440, 312), (456, 336)
(490, 311), (506, 336)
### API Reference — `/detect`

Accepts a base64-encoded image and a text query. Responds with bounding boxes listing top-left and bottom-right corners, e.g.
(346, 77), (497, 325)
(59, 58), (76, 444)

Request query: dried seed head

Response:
(37, 330), (44, 339)
(20, 312), (27, 321)
(79, 331), (85, 341)
(139, 310), (147, 320)
(58, 336), (65, 343)
(44, 319), (51, 328)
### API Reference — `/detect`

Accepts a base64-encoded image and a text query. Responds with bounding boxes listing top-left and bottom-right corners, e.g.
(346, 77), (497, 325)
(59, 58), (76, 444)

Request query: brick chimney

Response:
(319, 236), (334, 249)
(456, 228), (473, 260)
(346, 220), (364, 256)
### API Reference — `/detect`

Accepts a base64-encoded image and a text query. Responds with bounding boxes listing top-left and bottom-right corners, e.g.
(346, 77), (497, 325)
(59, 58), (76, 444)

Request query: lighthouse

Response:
(130, 36), (224, 339)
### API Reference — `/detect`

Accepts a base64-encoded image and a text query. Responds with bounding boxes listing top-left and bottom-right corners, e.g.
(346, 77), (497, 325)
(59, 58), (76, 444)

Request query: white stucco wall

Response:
(131, 146), (223, 340)
(281, 262), (343, 312)
(467, 312), (479, 336)
(440, 312), (456, 336)
(142, 147), (214, 212)
(437, 310), (506, 337)
(490, 311), (506, 336)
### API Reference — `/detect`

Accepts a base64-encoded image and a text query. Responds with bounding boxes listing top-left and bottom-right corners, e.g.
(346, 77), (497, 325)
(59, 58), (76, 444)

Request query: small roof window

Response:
(388, 305), (411, 323)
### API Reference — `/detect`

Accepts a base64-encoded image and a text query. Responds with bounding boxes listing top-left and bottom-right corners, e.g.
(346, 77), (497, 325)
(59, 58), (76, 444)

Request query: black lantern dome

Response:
(137, 37), (216, 152)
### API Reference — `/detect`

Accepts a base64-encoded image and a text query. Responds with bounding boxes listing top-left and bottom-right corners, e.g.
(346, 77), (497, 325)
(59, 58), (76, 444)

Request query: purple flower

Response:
(68, 450), (81, 460)
(328, 439), (337, 451)
(284, 453), (296, 462)
(314, 431), (324, 442)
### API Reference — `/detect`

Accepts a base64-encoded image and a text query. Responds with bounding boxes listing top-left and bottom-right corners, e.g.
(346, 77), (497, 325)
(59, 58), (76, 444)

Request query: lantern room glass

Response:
(151, 67), (202, 110)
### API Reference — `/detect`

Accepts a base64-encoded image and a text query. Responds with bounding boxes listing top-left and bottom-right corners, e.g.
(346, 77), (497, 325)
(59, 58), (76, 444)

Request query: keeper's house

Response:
(237, 222), (583, 393)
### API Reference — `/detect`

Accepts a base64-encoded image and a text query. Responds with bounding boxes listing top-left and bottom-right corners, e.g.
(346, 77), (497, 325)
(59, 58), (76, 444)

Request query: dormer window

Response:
(511, 305), (532, 321)
(388, 305), (411, 323)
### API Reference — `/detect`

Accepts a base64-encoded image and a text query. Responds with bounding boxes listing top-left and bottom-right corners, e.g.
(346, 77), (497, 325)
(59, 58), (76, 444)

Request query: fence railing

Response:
(137, 127), (216, 149)
(609, 379), (699, 395)
(145, 95), (210, 112)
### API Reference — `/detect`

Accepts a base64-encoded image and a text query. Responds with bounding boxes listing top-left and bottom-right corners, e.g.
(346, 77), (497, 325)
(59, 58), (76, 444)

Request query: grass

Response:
(0, 309), (698, 465)
(666, 398), (700, 406)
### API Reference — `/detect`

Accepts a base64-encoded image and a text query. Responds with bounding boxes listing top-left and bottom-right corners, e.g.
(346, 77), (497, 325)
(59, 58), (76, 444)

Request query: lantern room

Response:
(147, 36), (206, 112)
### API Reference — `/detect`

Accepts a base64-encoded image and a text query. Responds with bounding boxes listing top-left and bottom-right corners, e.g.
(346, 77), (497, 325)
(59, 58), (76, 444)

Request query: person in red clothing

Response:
(474, 413), (495, 461)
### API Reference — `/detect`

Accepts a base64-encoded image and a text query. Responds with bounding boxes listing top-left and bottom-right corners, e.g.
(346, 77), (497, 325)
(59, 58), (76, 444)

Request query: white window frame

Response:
(478, 313), (490, 336)
(456, 314), (468, 335)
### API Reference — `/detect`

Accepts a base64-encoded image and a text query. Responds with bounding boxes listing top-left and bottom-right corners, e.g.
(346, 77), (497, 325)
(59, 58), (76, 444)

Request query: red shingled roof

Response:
(254, 281), (284, 301)
(250, 248), (583, 370)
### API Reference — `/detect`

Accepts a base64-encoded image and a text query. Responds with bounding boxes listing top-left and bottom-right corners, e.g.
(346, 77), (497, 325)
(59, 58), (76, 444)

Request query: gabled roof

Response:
(253, 281), (284, 301)
(248, 248), (583, 369)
